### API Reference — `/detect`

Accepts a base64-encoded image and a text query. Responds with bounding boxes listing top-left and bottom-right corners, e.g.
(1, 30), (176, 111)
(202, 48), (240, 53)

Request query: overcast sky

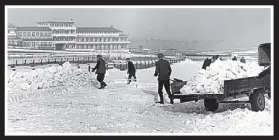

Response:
(7, 7), (271, 49)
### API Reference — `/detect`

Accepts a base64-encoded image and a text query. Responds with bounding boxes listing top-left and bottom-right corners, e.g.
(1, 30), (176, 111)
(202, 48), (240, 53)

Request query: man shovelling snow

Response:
(126, 58), (137, 84)
(154, 53), (174, 104)
(92, 54), (107, 89)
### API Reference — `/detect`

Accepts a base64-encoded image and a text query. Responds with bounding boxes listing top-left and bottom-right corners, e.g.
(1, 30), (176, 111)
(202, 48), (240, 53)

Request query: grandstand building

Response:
(8, 19), (131, 51)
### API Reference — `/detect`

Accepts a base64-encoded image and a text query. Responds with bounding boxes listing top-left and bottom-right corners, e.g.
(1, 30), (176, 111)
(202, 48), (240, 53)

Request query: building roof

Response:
(22, 38), (53, 41)
(37, 20), (75, 23)
(76, 27), (122, 33)
(16, 26), (52, 31)
(8, 23), (16, 28)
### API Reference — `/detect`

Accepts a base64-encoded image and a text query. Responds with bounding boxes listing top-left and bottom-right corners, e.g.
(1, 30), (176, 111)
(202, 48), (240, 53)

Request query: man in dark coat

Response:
(126, 58), (137, 84)
(154, 53), (173, 104)
(92, 54), (107, 89)
(215, 55), (219, 60)
(240, 57), (246, 63)
(202, 58), (212, 70)
(232, 56), (237, 61)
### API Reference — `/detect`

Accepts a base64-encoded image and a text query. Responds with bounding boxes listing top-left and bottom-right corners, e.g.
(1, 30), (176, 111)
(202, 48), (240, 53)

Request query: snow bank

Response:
(180, 59), (264, 94)
(7, 62), (98, 93)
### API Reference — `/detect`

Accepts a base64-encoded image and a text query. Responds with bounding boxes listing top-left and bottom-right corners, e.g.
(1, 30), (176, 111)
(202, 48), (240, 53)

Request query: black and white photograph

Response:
(5, 5), (273, 135)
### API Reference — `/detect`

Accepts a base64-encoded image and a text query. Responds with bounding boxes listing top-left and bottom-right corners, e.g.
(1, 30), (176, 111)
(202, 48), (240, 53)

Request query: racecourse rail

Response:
(8, 55), (185, 71)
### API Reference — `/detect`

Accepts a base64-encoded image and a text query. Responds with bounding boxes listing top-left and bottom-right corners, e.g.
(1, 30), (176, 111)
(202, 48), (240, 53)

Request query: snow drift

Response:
(7, 62), (99, 93)
(180, 59), (264, 94)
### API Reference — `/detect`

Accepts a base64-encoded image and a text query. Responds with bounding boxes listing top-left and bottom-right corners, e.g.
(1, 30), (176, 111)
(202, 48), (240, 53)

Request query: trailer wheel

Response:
(204, 99), (219, 111)
(250, 89), (265, 112)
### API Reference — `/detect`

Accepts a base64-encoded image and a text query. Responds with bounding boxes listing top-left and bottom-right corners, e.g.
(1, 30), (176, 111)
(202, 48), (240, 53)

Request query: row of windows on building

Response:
(15, 32), (126, 37)
(22, 42), (54, 47)
(53, 37), (76, 41)
(17, 32), (52, 37)
(53, 30), (75, 34)
(20, 42), (128, 49)
(40, 23), (75, 27)
(76, 37), (128, 42)
(66, 44), (128, 49)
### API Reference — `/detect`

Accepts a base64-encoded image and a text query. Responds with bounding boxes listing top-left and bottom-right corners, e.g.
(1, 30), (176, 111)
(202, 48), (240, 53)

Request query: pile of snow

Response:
(180, 59), (264, 94)
(7, 62), (98, 93)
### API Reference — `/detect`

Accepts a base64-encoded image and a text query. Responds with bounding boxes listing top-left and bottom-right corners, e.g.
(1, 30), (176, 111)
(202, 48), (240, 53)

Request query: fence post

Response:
(25, 60), (27, 65)
(15, 60), (17, 66)
(78, 58), (79, 63)
(41, 59), (43, 64)
(55, 58), (56, 63)
(31, 64), (35, 70)
(67, 58), (69, 62)
(33, 60), (35, 65)
(48, 59), (50, 64)
(145, 61), (147, 68)
(88, 64), (91, 72)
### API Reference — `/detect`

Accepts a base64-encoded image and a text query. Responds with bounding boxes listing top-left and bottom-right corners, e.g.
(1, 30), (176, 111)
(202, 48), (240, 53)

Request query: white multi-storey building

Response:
(36, 20), (130, 51)
(8, 23), (22, 48)
(75, 26), (130, 50)
(37, 20), (76, 50)
(14, 26), (53, 49)
(8, 20), (131, 51)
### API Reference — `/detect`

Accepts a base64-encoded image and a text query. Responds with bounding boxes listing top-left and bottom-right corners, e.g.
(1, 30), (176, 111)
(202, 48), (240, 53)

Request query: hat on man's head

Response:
(97, 54), (102, 58)
(157, 53), (164, 58)
(126, 58), (130, 60)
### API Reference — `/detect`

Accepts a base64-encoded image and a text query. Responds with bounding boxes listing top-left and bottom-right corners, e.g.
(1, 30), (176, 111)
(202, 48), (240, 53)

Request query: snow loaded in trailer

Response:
(170, 43), (271, 112)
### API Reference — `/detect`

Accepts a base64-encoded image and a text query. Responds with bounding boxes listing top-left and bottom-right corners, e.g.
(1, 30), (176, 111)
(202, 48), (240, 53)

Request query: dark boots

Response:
(155, 93), (174, 104)
(155, 94), (164, 104)
(169, 96), (174, 104)
(168, 93), (174, 104)
(98, 82), (107, 89)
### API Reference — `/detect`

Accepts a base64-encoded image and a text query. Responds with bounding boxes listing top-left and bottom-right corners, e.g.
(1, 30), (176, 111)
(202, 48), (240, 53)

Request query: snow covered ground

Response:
(6, 59), (273, 135)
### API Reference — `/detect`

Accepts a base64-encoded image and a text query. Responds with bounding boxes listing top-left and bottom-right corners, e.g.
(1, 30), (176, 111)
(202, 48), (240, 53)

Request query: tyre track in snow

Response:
(7, 81), (272, 134)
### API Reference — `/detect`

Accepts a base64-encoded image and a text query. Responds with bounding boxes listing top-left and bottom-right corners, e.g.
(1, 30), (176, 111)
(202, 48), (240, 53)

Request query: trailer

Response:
(169, 43), (271, 112)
